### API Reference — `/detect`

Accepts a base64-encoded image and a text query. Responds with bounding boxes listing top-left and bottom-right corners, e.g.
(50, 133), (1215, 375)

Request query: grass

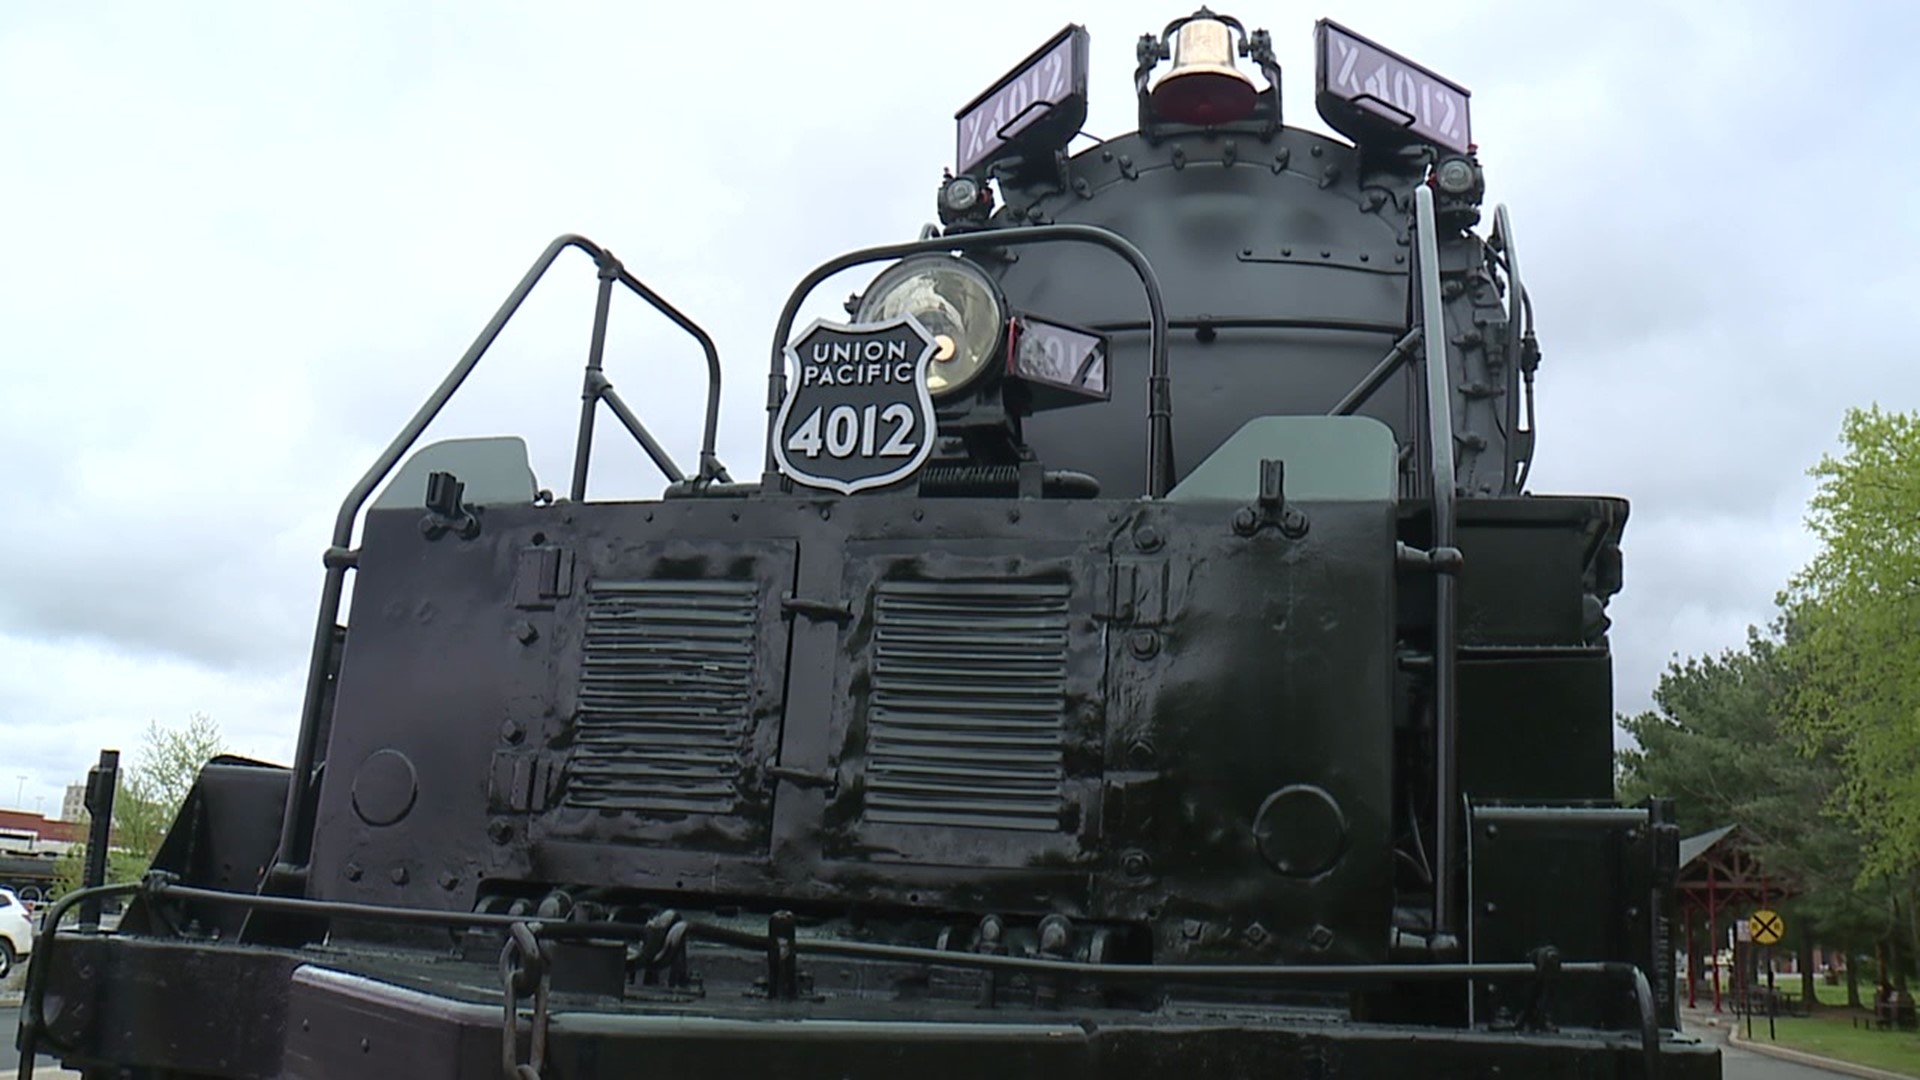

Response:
(1740, 1010), (1920, 1076)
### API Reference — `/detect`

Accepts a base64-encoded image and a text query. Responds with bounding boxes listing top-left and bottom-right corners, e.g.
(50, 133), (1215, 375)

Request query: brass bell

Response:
(1149, 15), (1258, 126)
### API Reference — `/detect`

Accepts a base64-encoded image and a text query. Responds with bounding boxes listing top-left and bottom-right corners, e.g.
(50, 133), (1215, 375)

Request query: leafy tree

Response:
(1782, 406), (1920, 883)
(1617, 619), (1899, 1005)
(1779, 406), (1920, 985)
(54, 713), (227, 895)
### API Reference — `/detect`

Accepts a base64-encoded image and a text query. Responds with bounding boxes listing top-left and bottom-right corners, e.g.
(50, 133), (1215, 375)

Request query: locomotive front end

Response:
(19, 11), (1719, 1080)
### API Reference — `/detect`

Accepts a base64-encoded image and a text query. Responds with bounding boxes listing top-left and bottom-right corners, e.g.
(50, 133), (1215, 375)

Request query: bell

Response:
(1149, 16), (1258, 126)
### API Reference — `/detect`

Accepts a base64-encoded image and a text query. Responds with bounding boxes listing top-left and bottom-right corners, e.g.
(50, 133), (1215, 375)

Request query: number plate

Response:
(1314, 19), (1471, 154)
(773, 317), (939, 495)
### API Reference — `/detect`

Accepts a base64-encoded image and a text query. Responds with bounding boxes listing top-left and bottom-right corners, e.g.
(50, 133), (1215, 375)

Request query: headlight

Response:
(854, 256), (1005, 397)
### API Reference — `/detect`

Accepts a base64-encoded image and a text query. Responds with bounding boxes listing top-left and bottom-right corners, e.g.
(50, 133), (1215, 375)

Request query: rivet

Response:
(390, 866), (410, 885)
(819, 506), (832, 520)
(1128, 629), (1160, 660)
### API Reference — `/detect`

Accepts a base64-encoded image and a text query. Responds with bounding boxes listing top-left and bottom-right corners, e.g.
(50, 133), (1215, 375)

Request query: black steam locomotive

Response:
(19, 10), (1720, 1079)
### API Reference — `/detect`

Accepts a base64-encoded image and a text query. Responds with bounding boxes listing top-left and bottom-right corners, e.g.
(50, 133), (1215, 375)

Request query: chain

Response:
(501, 921), (551, 1080)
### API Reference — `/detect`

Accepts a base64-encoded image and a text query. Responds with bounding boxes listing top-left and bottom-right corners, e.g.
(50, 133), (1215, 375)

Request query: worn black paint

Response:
(22, 13), (1718, 1079)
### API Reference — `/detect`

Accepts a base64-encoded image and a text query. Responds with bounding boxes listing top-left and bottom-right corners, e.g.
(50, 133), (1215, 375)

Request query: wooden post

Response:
(1710, 862), (1722, 1013)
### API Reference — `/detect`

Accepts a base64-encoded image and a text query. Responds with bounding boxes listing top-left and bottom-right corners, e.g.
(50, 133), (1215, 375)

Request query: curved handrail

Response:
(268, 234), (726, 879)
(762, 223), (1174, 497)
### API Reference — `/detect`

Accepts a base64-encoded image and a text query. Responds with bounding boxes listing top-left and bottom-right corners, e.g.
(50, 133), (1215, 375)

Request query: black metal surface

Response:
(30, 11), (1717, 1080)
(271, 235), (730, 890)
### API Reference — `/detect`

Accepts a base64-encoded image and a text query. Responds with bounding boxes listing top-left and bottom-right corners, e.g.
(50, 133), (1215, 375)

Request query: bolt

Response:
(344, 862), (362, 882)
(1182, 919), (1204, 941)
(512, 620), (538, 645)
(1007, 507), (1021, 523)
(500, 719), (525, 745)
(1128, 629), (1160, 660)
(487, 819), (513, 845)
(1233, 507), (1259, 535)
(1308, 925), (1335, 951)
(390, 866), (410, 885)
(1134, 523), (1163, 552)
(1246, 922), (1270, 946)
(1121, 850), (1151, 878)
(361, 1037), (371, 1053)
(439, 870), (460, 890)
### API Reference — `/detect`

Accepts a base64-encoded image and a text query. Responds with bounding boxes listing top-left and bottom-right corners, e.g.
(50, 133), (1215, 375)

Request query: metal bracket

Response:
(420, 471), (481, 541)
(636, 909), (693, 989)
(766, 911), (801, 1000)
(1231, 459), (1309, 538)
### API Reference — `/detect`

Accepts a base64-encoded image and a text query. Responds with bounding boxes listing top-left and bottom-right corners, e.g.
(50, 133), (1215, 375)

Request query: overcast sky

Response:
(2, 1), (1915, 818)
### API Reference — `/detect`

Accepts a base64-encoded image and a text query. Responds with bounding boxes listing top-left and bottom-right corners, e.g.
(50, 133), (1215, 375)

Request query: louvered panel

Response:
(867, 582), (1070, 831)
(570, 580), (758, 814)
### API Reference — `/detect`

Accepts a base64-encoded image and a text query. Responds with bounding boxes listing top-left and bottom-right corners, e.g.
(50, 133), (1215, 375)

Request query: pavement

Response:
(1684, 1005), (1916, 1080)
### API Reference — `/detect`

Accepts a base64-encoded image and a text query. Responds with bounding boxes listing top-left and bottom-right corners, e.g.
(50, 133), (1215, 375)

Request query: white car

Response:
(0, 887), (34, 977)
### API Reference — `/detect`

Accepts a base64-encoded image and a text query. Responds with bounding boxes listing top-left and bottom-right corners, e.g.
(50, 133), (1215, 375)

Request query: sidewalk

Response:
(1684, 1006), (1917, 1080)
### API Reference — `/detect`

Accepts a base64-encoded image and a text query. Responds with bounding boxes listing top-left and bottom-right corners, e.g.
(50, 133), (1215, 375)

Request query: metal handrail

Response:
(1414, 186), (1461, 942)
(267, 234), (727, 885)
(762, 224), (1174, 497)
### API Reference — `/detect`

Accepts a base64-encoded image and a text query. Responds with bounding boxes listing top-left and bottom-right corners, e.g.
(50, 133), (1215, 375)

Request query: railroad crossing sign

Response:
(1749, 908), (1785, 946)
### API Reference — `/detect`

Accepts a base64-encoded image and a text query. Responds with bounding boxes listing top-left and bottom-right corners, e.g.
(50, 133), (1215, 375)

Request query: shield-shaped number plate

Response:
(773, 316), (939, 494)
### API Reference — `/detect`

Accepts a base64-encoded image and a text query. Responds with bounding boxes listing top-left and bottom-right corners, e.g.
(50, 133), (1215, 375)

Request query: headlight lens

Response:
(855, 256), (1005, 397)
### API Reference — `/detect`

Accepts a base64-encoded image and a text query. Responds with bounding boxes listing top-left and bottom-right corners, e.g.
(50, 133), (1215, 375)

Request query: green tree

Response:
(1617, 619), (1898, 1005)
(54, 713), (227, 895)
(1780, 406), (1920, 982)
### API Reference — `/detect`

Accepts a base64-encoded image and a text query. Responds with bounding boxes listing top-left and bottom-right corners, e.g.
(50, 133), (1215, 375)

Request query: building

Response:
(61, 782), (85, 823)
